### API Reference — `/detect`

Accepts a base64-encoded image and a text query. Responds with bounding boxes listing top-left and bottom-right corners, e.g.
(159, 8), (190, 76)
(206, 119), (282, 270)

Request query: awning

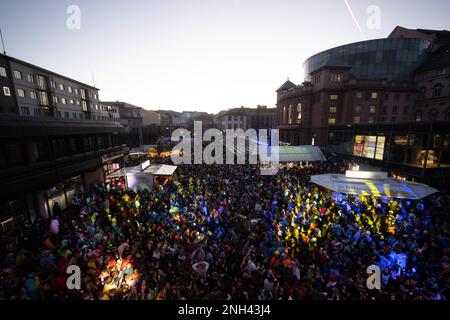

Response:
(128, 151), (147, 156)
(310, 171), (439, 200)
(106, 164), (177, 178)
(129, 145), (157, 155)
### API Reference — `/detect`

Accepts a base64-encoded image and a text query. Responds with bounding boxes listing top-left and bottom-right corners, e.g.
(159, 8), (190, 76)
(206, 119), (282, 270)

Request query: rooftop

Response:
(0, 53), (99, 90)
(276, 80), (297, 92)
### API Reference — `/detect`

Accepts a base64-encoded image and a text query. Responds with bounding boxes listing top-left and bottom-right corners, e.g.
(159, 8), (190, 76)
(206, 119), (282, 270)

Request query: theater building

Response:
(276, 27), (450, 186)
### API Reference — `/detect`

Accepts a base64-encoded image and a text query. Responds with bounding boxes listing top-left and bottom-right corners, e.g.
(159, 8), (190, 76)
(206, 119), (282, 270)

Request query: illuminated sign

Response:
(353, 135), (385, 160)
(140, 160), (150, 172)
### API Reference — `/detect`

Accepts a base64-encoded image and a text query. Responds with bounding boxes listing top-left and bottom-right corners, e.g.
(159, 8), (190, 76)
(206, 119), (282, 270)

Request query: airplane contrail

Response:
(344, 0), (366, 40)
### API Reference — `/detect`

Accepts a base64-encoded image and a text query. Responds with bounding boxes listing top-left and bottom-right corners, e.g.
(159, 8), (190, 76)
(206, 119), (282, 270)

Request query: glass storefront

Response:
(0, 175), (84, 231)
(64, 176), (84, 206)
(352, 135), (386, 160)
(45, 175), (83, 217)
(46, 183), (67, 214)
(327, 122), (450, 184)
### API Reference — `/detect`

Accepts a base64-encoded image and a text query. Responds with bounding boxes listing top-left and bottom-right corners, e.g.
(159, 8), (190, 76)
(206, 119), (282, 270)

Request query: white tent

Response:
(266, 146), (327, 163)
(310, 171), (439, 200)
(146, 164), (178, 176)
(106, 164), (177, 191)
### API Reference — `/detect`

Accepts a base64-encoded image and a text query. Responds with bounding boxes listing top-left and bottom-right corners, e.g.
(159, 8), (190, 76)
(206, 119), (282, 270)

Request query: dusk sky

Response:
(1, 0), (449, 112)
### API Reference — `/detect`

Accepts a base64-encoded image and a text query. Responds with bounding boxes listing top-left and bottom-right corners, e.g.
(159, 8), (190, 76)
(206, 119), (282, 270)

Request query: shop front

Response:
(327, 121), (450, 189)
(102, 151), (124, 178)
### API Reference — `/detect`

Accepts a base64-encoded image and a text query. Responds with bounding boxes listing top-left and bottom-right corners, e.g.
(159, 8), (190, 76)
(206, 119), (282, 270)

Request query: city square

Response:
(0, 0), (448, 308)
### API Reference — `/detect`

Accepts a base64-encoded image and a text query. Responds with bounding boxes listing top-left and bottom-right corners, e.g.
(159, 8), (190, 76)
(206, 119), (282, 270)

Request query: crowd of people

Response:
(0, 158), (448, 300)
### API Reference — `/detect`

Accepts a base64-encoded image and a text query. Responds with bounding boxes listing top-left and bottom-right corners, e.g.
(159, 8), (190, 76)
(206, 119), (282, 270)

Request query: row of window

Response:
(1, 67), (97, 100)
(52, 95), (83, 107)
(15, 93), (157, 117)
(365, 106), (376, 114)
(2, 86), (49, 106)
(225, 115), (246, 121)
(355, 92), (378, 99)
(19, 106), (120, 122)
(279, 103), (302, 125)
(330, 109), (450, 124)
(9, 87), (90, 111)
(415, 109), (450, 121)
(329, 116), (376, 124)
(95, 104), (118, 113)
(330, 73), (342, 82)
(281, 102), (450, 125)
(327, 92), (379, 101)
(49, 81), (94, 99)
(281, 90), (387, 103)
(313, 73), (343, 84)
(418, 84), (446, 100)
(327, 105), (376, 115)
(289, 91), (401, 103)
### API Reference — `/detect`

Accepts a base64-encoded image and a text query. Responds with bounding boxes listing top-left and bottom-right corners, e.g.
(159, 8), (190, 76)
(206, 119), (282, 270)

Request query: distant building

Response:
(103, 101), (161, 146)
(156, 110), (181, 127)
(156, 110), (215, 130)
(247, 105), (276, 131)
(142, 109), (161, 126)
(215, 105), (276, 131)
(159, 112), (173, 126)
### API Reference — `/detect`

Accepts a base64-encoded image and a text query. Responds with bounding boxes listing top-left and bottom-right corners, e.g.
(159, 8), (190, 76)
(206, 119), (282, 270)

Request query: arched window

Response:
(288, 104), (293, 124)
(277, 107), (282, 124)
(296, 103), (302, 123)
(282, 105), (286, 124)
(429, 109), (437, 120)
(415, 110), (423, 122)
(432, 84), (443, 98)
(418, 87), (426, 100)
